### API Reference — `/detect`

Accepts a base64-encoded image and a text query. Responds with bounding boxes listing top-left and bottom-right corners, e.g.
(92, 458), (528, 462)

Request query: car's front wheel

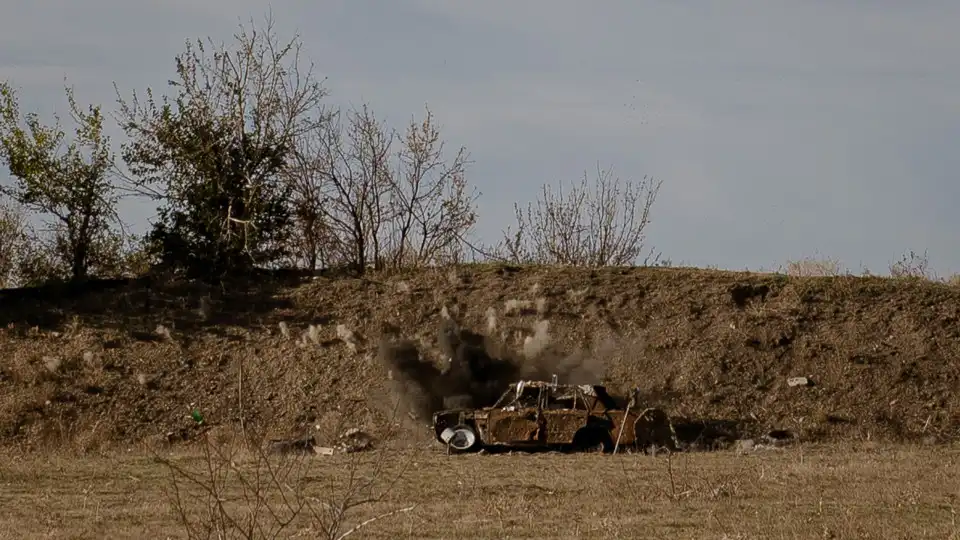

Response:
(440, 424), (480, 453)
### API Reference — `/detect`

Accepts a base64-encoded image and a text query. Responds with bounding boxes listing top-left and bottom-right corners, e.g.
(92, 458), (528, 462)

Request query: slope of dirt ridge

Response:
(2, 264), (960, 452)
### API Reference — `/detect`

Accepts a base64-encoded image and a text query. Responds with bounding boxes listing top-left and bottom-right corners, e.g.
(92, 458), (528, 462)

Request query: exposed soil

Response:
(2, 264), (959, 452)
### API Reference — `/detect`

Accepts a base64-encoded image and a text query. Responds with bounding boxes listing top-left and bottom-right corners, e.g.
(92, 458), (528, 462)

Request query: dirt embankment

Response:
(1, 264), (959, 452)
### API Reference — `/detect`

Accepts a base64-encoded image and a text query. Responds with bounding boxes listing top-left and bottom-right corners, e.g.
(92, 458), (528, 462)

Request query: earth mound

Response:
(1, 264), (959, 452)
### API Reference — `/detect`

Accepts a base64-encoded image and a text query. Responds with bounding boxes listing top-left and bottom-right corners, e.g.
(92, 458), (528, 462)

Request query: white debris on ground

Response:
(337, 427), (374, 453)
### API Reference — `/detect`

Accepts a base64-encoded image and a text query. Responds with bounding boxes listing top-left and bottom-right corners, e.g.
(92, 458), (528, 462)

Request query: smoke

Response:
(376, 307), (606, 421)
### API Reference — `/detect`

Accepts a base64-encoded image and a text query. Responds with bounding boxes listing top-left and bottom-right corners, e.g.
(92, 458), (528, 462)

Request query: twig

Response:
(238, 355), (246, 449)
(613, 391), (636, 454)
(335, 505), (417, 540)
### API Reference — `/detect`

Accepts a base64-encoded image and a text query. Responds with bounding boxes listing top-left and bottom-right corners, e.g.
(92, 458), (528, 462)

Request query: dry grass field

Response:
(1, 442), (959, 539)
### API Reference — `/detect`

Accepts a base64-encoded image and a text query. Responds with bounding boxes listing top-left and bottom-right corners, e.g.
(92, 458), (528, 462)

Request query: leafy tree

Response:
(0, 201), (27, 287)
(116, 16), (327, 278)
(0, 81), (119, 281)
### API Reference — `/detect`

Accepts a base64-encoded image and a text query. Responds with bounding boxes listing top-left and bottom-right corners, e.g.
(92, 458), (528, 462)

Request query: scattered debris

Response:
(337, 428), (374, 453)
(395, 280), (411, 293)
(336, 324), (360, 352)
(734, 439), (755, 453)
(535, 297), (549, 315)
(485, 307), (498, 334)
(522, 320), (550, 359)
(307, 324), (321, 345)
(267, 435), (317, 455)
(42, 356), (62, 373)
(278, 321), (291, 339)
(787, 376), (813, 387)
(155, 325), (173, 341)
(504, 299), (534, 315)
(198, 296), (212, 321)
(566, 287), (589, 303)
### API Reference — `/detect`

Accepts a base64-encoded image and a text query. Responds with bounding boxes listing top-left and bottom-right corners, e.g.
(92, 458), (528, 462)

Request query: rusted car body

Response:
(432, 379), (677, 453)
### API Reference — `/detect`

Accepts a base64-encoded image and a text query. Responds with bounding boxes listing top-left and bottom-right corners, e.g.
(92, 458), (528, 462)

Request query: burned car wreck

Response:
(432, 379), (678, 454)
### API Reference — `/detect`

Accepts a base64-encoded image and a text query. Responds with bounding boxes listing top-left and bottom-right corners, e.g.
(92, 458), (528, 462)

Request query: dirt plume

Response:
(377, 309), (606, 421)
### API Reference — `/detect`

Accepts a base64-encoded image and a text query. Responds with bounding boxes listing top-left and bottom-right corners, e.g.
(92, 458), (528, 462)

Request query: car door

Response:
(540, 387), (589, 445)
(485, 407), (543, 445)
(483, 385), (545, 445)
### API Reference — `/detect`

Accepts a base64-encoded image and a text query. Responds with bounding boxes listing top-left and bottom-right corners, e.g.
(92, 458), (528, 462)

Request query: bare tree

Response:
(293, 104), (477, 273)
(500, 164), (662, 266)
(308, 104), (393, 272)
(387, 106), (476, 268)
(283, 127), (338, 271)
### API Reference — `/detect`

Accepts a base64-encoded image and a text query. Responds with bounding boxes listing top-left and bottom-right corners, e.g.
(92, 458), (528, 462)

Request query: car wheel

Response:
(440, 424), (480, 453)
(572, 428), (613, 454)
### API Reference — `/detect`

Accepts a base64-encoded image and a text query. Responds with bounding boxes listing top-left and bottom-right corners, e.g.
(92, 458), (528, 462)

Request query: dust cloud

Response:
(376, 307), (607, 421)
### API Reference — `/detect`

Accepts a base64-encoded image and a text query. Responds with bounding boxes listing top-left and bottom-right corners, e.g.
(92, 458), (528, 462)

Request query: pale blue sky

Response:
(1, 1), (958, 275)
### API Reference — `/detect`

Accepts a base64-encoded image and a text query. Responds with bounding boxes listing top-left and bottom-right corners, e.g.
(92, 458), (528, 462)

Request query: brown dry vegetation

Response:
(2, 264), (960, 452)
(1, 443), (960, 539)
(3, 264), (960, 538)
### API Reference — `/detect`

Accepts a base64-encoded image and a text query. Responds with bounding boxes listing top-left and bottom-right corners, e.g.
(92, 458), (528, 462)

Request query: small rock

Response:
(787, 376), (812, 387)
(43, 356), (62, 373)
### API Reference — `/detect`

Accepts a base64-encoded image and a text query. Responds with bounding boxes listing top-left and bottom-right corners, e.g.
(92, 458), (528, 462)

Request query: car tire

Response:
(440, 424), (480, 453)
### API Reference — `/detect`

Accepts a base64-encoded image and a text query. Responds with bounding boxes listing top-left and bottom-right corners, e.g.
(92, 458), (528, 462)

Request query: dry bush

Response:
(946, 274), (960, 287)
(158, 403), (413, 540)
(498, 164), (662, 266)
(889, 250), (933, 279)
(784, 255), (844, 277)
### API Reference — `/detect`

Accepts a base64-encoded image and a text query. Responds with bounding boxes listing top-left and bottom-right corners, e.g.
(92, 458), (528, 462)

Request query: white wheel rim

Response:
(447, 428), (476, 450)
